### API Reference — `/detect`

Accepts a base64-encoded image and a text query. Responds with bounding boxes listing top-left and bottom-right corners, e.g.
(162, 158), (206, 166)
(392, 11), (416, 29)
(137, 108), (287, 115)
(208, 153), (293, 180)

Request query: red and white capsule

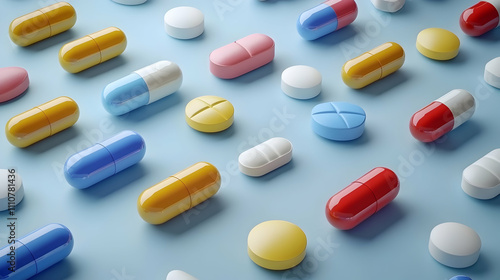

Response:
(410, 89), (475, 143)
(460, 0), (500, 36)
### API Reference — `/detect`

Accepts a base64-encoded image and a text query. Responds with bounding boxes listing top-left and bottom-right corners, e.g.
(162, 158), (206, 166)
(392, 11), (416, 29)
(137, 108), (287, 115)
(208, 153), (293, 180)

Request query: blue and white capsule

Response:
(64, 130), (146, 189)
(102, 61), (182, 115)
(297, 0), (358, 40)
(0, 223), (73, 280)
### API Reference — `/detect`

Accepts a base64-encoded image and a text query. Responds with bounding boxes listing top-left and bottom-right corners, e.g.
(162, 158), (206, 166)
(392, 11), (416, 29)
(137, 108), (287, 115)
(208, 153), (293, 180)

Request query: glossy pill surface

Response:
(281, 65), (322, 99)
(138, 162), (221, 224)
(0, 224), (73, 280)
(9, 2), (76, 47)
(64, 130), (146, 189)
(239, 137), (292, 177)
(164, 7), (204, 39)
(410, 89), (475, 143)
(247, 220), (307, 270)
(460, 0), (500, 36)
(185, 96), (234, 133)
(0, 169), (24, 211)
(0, 67), (29, 103)
(429, 222), (481, 268)
(450, 276), (472, 280)
(311, 102), (366, 141)
(341, 42), (404, 89)
(59, 27), (127, 73)
(166, 270), (198, 280)
(326, 167), (399, 230)
(484, 57), (500, 88)
(5, 96), (79, 148)
(111, 0), (147, 5)
(297, 0), (358, 40)
(370, 0), (405, 12)
(462, 149), (500, 199)
(416, 28), (460, 60)
(209, 34), (274, 79)
(102, 61), (182, 115)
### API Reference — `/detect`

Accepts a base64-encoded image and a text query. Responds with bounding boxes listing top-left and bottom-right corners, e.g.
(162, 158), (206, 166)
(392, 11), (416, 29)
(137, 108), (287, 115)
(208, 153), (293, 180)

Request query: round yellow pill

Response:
(247, 220), (307, 270)
(185, 95), (234, 133)
(416, 28), (460, 61)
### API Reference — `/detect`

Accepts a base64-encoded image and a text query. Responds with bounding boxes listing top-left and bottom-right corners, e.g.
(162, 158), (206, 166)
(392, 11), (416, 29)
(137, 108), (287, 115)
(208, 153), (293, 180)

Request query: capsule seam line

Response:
(36, 106), (53, 136)
(171, 175), (193, 209)
(98, 143), (117, 175)
(358, 182), (380, 212)
(367, 52), (384, 80)
(16, 240), (40, 273)
(88, 35), (103, 63)
(40, 10), (53, 36)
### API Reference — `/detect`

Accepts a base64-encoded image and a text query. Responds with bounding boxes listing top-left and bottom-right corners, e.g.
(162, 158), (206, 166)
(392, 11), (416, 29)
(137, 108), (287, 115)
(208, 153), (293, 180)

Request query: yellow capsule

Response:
(341, 42), (405, 89)
(9, 2), (76, 47)
(137, 162), (221, 225)
(5, 96), (79, 148)
(185, 96), (234, 133)
(59, 27), (127, 73)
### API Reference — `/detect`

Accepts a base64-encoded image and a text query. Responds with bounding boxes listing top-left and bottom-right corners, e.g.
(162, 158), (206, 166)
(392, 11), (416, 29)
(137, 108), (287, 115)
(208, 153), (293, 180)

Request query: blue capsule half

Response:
(0, 223), (73, 280)
(64, 130), (146, 189)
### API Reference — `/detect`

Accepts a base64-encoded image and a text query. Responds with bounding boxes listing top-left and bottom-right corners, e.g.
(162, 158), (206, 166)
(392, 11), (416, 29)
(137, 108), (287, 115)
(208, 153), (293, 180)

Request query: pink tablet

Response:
(0, 67), (29, 103)
(209, 33), (275, 79)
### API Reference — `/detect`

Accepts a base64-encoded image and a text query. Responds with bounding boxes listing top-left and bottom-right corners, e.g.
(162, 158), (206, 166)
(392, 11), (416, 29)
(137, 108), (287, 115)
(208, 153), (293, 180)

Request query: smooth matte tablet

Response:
(281, 65), (322, 99)
(164, 7), (204, 39)
(416, 28), (460, 60)
(239, 137), (292, 177)
(248, 220), (307, 270)
(0, 67), (29, 103)
(0, 169), (24, 211)
(111, 0), (147, 5)
(166, 270), (198, 280)
(462, 148), (500, 199)
(311, 102), (366, 141)
(185, 96), (234, 133)
(484, 57), (500, 88)
(429, 222), (481, 268)
(370, 0), (405, 12)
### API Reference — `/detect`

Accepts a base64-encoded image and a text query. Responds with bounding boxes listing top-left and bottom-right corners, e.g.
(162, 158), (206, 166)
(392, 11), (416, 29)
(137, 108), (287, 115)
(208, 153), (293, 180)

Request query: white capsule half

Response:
(238, 137), (292, 177)
(166, 270), (198, 280)
(462, 149), (500, 199)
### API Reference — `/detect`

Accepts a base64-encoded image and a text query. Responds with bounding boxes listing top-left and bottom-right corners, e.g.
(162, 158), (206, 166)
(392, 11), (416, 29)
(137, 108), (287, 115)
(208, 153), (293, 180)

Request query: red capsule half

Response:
(460, 1), (500, 36)
(326, 167), (400, 230)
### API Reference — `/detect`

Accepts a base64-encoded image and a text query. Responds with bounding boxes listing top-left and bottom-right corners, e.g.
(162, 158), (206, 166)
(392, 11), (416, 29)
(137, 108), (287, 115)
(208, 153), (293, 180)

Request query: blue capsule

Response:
(64, 130), (146, 189)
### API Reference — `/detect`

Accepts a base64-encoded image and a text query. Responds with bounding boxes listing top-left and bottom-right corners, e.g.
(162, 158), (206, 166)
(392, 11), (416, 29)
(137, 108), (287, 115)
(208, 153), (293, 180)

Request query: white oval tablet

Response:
(239, 137), (293, 177)
(0, 169), (24, 211)
(462, 149), (500, 199)
(484, 57), (500, 89)
(111, 0), (147, 5)
(281, 65), (322, 100)
(164, 7), (204, 40)
(370, 0), (405, 13)
(166, 270), (198, 280)
(429, 222), (481, 268)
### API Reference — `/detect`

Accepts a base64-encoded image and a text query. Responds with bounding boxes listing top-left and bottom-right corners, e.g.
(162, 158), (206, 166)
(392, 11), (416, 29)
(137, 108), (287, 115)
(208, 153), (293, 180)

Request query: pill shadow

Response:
(314, 129), (371, 145)
(355, 70), (410, 96)
(17, 126), (79, 154)
(74, 164), (147, 198)
(69, 56), (128, 79)
(466, 192), (500, 207)
(308, 25), (357, 46)
(152, 196), (225, 235)
(0, 87), (30, 105)
(19, 30), (76, 52)
(443, 254), (491, 275)
(248, 160), (295, 182)
(472, 28), (500, 42)
(339, 202), (405, 240)
(190, 122), (237, 140)
(117, 92), (182, 122)
(230, 62), (275, 84)
(32, 258), (76, 280)
(430, 120), (482, 151)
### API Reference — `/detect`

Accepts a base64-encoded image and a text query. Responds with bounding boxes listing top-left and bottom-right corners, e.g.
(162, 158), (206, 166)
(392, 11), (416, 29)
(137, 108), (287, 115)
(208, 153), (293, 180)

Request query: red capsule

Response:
(325, 167), (400, 230)
(460, 1), (500, 36)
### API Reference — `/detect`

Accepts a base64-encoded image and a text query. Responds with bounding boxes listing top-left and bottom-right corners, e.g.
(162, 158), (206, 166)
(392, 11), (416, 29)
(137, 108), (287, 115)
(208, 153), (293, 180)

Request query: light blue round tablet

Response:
(311, 102), (366, 141)
(450, 276), (472, 280)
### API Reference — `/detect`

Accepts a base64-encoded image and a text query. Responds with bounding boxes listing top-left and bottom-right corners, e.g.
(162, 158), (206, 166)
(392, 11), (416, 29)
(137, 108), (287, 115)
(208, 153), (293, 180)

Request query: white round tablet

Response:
(370, 0), (405, 13)
(0, 169), (24, 211)
(164, 7), (204, 40)
(281, 65), (322, 100)
(429, 222), (481, 268)
(484, 57), (500, 89)
(111, 0), (147, 5)
(166, 270), (198, 280)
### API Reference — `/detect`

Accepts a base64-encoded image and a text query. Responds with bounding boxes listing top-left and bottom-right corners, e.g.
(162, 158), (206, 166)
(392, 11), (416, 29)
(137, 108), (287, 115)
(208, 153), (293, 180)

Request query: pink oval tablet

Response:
(0, 67), (29, 103)
(209, 33), (275, 79)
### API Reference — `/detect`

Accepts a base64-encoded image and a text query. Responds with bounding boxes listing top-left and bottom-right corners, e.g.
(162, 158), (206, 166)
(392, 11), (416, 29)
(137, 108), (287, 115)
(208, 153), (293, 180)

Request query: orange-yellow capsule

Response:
(9, 2), (76, 47)
(137, 162), (221, 225)
(5, 96), (79, 148)
(59, 27), (127, 73)
(341, 42), (405, 89)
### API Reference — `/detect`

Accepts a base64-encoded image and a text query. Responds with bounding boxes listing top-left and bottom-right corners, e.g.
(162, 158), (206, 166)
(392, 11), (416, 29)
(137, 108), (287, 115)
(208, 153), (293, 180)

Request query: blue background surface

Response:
(1, 0), (500, 279)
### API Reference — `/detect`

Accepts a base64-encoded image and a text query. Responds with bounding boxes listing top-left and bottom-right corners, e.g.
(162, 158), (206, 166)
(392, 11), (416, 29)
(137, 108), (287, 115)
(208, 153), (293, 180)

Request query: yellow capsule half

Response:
(59, 27), (127, 73)
(5, 96), (79, 148)
(9, 2), (76, 47)
(137, 162), (221, 225)
(341, 42), (405, 89)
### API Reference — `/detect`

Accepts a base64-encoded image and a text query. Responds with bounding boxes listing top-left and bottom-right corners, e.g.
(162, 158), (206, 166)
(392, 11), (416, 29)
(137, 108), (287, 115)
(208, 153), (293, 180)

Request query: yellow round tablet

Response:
(416, 28), (460, 61)
(247, 220), (307, 270)
(185, 95), (234, 133)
